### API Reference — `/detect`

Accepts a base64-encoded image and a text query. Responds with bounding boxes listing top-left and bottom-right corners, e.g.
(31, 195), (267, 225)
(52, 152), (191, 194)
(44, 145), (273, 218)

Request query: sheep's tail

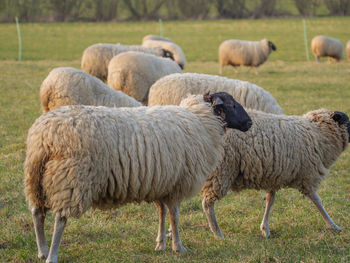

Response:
(24, 124), (49, 210)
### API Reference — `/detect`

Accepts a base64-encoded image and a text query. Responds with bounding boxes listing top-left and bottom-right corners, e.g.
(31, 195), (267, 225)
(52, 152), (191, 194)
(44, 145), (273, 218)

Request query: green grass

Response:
(0, 18), (350, 262)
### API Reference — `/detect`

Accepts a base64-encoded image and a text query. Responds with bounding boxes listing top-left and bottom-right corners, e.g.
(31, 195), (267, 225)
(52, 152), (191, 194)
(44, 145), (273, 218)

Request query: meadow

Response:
(0, 17), (349, 262)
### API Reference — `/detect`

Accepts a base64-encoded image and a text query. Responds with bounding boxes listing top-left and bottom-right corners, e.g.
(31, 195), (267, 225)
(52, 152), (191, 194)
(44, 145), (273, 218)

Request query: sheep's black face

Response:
(331, 111), (350, 141)
(203, 92), (252, 132)
(268, 41), (277, 51)
(162, 49), (175, 61)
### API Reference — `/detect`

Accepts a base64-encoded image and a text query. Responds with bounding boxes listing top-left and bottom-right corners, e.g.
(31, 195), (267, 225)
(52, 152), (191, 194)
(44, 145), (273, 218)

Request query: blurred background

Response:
(1, 0), (350, 22)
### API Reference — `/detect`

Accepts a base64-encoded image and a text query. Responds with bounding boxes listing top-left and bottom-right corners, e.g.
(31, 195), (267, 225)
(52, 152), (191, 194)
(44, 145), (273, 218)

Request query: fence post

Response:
(302, 19), (309, 61)
(159, 19), (163, 37)
(15, 16), (22, 61)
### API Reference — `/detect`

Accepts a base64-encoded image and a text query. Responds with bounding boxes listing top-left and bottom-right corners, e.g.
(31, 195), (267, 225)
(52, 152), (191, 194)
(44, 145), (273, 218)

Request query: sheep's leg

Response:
(260, 191), (275, 238)
(46, 212), (67, 263)
(32, 208), (49, 259)
(233, 66), (238, 73)
(254, 67), (259, 75)
(315, 56), (320, 63)
(168, 203), (187, 253)
(219, 65), (223, 75)
(155, 201), (167, 251)
(307, 192), (341, 231)
(202, 198), (224, 239)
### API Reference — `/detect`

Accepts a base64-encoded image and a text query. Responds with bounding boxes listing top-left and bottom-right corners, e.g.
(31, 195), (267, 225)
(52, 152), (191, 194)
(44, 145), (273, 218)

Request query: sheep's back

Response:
(148, 73), (283, 114)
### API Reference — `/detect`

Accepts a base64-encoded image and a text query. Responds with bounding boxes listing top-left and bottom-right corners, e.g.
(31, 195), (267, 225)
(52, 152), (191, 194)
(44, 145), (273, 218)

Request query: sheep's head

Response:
(268, 41), (277, 51)
(203, 92), (252, 132)
(331, 111), (350, 142)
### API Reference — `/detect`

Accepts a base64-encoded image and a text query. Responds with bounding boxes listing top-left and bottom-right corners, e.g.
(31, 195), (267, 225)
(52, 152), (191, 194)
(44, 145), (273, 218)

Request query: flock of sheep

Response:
(24, 34), (350, 263)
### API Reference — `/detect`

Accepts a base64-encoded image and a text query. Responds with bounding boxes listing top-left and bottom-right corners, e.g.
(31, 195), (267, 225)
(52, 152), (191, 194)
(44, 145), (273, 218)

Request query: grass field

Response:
(1, 18), (350, 262)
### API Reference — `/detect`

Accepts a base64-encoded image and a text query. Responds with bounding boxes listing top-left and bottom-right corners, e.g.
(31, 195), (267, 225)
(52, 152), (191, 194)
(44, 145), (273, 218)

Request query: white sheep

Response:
(142, 34), (173, 44)
(81, 43), (174, 82)
(40, 67), (142, 113)
(218, 38), (276, 74)
(148, 73), (283, 114)
(142, 39), (186, 69)
(202, 109), (350, 239)
(107, 51), (182, 104)
(346, 40), (350, 62)
(311, 35), (344, 63)
(24, 92), (252, 263)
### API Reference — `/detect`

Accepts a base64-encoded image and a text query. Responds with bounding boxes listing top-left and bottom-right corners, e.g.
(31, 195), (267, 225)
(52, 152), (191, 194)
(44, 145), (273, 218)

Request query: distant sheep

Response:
(142, 34), (173, 44)
(346, 40), (350, 62)
(81, 43), (174, 82)
(107, 51), (182, 104)
(148, 73), (283, 114)
(202, 109), (350, 239)
(142, 39), (186, 69)
(40, 67), (142, 112)
(311, 35), (344, 62)
(218, 38), (276, 74)
(25, 92), (252, 262)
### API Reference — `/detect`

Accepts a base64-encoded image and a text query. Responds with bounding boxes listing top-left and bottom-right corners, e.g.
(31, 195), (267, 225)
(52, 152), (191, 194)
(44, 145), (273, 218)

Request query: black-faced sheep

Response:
(202, 109), (350, 239)
(81, 43), (174, 82)
(218, 38), (276, 74)
(25, 92), (252, 262)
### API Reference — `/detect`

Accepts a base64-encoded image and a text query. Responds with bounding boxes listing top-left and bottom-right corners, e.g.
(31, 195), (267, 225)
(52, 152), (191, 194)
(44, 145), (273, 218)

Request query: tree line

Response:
(1, 0), (350, 22)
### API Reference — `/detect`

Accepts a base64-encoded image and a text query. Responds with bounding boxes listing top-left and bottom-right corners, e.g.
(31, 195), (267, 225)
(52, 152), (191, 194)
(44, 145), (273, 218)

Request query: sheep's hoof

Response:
(155, 242), (166, 251)
(173, 244), (187, 254)
(260, 225), (271, 238)
(213, 230), (224, 239)
(38, 248), (48, 260)
(329, 224), (342, 232)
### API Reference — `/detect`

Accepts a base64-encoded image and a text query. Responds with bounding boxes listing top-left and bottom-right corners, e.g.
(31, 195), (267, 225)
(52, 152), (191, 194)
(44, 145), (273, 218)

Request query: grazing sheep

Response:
(148, 73), (283, 114)
(107, 51), (182, 104)
(81, 43), (174, 82)
(40, 67), (142, 113)
(24, 92), (252, 263)
(346, 40), (350, 62)
(142, 39), (186, 69)
(142, 34), (173, 44)
(202, 109), (350, 239)
(218, 38), (276, 74)
(311, 35), (344, 63)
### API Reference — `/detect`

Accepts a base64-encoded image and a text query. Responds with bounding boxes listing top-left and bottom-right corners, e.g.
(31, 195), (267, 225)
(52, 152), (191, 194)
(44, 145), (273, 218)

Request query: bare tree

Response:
(294, 0), (321, 16)
(215, 0), (248, 19)
(122, 0), (165, 19)
(324, 0), (350, 15)
(253, 0), (277, 18)
(176, 0), (213, 19)
(95, 0), (119, 21)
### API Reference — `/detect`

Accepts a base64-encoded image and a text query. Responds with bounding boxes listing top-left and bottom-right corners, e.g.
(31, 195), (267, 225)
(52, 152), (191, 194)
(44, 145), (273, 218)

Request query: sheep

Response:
(311, 35), (344, 63)
(81, 43), (174, 82)
(201, 108), (350, 239)
(24, 92), (253, 262)
(142, 39), (186, 69)
(107, 51), (182, 105)
(218, 38), (276, 74)
(346, 40), (350, 62)
(148, 73), (283, 115)
(40, 67), (142, 113)
(142, 34), (173, 44)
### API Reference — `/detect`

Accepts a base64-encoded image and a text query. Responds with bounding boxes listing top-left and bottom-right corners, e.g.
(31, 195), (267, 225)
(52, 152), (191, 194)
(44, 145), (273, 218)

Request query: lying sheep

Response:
(347, 40), (350, 62)
(81, 43), (174, 82)
(142, 34), (173, 44)
(311, 35), (344, 62)
(202, 109), (350, 239)
(107, 51), (182, 104)
(24, 92), (252, 262)
(148, 73), (283, 114)
(40, 67), (142, 112)
(142, 39), (186, 69)
(218, 38), (276, 74)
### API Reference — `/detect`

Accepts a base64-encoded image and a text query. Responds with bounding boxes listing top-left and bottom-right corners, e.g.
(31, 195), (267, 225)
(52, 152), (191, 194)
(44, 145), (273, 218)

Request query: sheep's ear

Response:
(203, 92), (211, 103)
